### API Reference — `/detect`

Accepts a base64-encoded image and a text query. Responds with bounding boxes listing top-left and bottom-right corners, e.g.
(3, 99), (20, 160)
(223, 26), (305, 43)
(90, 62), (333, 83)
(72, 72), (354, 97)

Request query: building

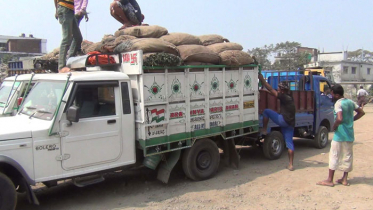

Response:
(274, 46), (318, 70)
(305, 51), (373, 99)
(0, 33), (47, 64)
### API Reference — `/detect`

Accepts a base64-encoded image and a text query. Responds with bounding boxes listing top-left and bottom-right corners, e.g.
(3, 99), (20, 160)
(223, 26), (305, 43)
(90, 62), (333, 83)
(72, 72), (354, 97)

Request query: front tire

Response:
(182, 139), (220, 181)
(263, 131), (285, 160)
(314, 126), (329, 149)
(0, 172), (17, 210)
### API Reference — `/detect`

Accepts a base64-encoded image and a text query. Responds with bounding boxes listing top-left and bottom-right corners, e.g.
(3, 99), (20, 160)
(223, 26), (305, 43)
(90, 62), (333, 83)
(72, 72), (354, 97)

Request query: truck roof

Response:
(35, 71), (130, 82)
(4, 74), (35, 82)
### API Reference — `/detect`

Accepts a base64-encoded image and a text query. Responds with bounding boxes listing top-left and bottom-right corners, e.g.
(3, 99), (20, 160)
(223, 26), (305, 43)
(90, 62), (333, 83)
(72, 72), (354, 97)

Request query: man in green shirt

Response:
(317, 84), (365, 187)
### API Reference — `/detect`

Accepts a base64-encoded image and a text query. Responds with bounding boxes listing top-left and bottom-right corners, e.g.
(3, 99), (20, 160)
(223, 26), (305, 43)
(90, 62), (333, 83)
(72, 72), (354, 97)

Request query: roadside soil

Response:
(16, 105), (373, 210)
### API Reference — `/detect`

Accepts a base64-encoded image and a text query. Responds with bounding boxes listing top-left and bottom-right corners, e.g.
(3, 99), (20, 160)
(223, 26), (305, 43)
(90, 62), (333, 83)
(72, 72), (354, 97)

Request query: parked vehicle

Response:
(253, 70), (334, 159)
(0, 51), (334, 209)
(0, 51), (259, 209)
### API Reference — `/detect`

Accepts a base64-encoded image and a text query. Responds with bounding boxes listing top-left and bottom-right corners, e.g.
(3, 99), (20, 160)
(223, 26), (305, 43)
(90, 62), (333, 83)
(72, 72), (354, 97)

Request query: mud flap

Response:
(222, 139), (240, 169)
(20, 178), (39, 205)
(157, 149), (181, 184)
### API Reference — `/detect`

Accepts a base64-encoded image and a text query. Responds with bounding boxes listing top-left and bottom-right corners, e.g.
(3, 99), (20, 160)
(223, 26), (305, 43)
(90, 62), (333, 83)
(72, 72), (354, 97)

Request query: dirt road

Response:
(16, 106), (373, 210)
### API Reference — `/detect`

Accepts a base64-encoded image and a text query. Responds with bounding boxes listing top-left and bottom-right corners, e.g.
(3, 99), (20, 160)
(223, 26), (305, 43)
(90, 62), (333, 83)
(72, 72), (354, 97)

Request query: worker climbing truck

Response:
(0, 50), (260, 209)
(253, 70), (334, 159)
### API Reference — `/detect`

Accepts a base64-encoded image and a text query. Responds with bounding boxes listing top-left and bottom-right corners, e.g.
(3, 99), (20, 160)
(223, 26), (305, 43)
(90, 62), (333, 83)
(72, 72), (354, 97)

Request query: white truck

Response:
(0, 51), (259, 209)
(0, 74), (36, 117)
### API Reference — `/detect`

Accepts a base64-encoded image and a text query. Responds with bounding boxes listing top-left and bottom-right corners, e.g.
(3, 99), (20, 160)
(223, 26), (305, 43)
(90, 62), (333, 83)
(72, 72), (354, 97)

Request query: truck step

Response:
(73, 174), (105, 187)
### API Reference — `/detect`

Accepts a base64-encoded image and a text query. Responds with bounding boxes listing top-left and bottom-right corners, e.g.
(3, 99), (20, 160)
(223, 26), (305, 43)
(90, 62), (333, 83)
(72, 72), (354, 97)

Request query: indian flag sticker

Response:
(151, 109), (165, 123)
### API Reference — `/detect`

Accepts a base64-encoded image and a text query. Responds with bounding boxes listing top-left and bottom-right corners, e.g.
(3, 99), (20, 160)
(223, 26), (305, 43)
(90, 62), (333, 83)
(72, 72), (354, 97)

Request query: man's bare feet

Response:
(286, 165), (294, 171)
(336, 179), (350, 186)
(316, 180), (334, 187)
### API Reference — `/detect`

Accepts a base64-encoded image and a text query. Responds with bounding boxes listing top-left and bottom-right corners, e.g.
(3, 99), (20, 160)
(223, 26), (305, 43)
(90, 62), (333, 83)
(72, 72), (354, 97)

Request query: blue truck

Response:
(252, 70), (335, 159)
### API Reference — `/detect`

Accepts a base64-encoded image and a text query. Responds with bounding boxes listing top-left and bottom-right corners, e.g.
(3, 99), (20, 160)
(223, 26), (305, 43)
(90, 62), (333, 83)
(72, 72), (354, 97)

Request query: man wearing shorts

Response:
(110, 0), (144, 30)
(317, 84), (365, 187)
(259, 74), (296, 171)
(357, 86), (368, 110)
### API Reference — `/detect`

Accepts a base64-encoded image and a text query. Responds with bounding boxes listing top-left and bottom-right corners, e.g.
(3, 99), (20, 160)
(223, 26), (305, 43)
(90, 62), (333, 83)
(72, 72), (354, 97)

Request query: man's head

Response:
(360, 85), (363, 89)
(278, 81), (290, 93)
(331, 84), (344, 101)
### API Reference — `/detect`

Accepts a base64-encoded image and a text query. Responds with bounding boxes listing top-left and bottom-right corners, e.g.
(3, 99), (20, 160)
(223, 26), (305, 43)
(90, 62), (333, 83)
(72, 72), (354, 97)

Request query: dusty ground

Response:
(16, 106), (373, 210)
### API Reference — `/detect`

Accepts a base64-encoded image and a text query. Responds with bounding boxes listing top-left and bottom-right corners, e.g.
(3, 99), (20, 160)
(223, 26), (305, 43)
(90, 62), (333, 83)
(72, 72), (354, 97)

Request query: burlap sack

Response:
(101, 35), (116, 44)
(82, 42), (102, 54)
(177, 45), (220, 64)
(183, 61), (215, 66)
(199, 34), (229, 46)
(160, 33), (201, 46)
(207, 42), (243, 54)
(219, 50), (254, 66)
(114, 35), (137, 46)
(114, 25), (168, 38)
(114, 38), (179, 55)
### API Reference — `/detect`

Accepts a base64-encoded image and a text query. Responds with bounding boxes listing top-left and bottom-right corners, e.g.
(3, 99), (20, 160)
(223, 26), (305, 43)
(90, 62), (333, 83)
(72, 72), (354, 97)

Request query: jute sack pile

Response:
(207, 42), (243, 54)
(39, 48), (60, 60)
(199, 34), (229, 46)
(160, 33), (201, 46)
(114, 25), (168, 38)
(177, 45), (220, 64)
(114, 38), (179, 56)
(219, 50), (254, 66)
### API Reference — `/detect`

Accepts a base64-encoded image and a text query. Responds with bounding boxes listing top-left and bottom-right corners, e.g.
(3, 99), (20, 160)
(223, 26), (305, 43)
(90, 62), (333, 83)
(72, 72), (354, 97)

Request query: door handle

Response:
(107, 119), (116, 124)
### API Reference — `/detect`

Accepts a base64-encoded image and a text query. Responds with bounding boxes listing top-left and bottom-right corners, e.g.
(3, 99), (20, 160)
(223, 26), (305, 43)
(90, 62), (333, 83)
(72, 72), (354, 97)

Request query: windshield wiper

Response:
(37, 110), (52, 114)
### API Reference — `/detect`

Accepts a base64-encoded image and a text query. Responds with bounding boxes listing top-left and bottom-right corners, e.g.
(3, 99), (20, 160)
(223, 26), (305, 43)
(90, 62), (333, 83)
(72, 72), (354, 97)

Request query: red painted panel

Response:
(299, 91), (306, 112)
(291, 91), (300, 112)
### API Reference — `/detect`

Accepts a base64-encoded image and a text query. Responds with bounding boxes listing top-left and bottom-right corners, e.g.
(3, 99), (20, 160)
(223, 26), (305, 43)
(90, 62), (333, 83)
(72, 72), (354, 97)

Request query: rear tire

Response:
(263, 131), (285, 160)
(182, 139), (220, 181)
(0, 172), (17, 210)
(314, 126), (329, 149)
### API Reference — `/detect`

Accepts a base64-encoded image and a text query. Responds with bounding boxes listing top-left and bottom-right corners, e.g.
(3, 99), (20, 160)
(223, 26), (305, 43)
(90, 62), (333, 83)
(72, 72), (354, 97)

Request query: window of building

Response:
(368, 68), (371, 75)
(343, 66), (348, 74)
(351, 67), (356, 74)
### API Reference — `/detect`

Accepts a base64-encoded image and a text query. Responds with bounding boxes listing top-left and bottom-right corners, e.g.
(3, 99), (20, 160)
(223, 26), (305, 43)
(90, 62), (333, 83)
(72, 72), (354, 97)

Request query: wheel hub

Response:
(321, 132), (328, 145)
(196, 151), (212, 170)
(271, 138), (281, 154)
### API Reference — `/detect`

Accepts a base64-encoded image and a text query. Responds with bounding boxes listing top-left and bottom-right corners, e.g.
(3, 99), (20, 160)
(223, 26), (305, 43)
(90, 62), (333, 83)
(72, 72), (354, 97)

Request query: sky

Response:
(1, 0), (372, 53)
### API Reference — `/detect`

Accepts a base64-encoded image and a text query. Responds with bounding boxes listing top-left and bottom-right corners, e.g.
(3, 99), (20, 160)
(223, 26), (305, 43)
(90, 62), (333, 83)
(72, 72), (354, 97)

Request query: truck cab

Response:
(0, 74), (37, 117)
(257, 71), (334, 159)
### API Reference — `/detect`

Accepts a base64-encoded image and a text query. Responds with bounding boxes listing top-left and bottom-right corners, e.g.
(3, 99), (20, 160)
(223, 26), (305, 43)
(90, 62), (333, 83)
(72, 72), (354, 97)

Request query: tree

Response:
(248, 41), (311, 71)
(247, 44), (273, 70)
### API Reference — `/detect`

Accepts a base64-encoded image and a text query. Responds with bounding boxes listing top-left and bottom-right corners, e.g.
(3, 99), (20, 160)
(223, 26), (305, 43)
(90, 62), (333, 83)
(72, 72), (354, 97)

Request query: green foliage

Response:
(1, 54), (14, 64)
(249, 41), (310, 71)
(143, 53), (182, 67)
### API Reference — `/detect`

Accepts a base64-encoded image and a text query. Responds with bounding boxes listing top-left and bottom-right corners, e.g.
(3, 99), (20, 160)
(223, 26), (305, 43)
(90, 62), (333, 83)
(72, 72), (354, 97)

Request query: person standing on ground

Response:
(74, 0), (89, 26)
(317, 84), (365, 187)
(258, 74), (296, 171)
(55, 0), (83, 71)
(110, 0), (144, 30)
(357, 86), (369, 109)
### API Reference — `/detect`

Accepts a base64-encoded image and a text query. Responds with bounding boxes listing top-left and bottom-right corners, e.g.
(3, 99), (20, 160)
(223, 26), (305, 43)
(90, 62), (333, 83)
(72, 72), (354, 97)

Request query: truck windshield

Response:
(0, 81), (21, 107)
(20, 81), (66, 120)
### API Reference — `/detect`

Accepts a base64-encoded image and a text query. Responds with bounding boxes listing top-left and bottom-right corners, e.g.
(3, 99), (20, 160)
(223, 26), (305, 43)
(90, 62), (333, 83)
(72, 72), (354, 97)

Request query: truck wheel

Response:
(0, 172), (17, 210)
(263, 131), (285, 160)
(182, 139), (220, 181)
(314, 126), (329, 149)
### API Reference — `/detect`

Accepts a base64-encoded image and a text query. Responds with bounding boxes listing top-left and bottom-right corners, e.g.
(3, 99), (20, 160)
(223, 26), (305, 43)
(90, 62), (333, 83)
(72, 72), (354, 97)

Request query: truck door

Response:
(317, 80), (334, 129)
(61, 81), (123, 170)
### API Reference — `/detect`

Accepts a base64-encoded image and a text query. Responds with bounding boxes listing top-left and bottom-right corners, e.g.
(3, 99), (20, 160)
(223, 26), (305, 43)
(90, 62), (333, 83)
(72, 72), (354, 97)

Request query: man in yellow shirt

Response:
(54, 0), (83, 71)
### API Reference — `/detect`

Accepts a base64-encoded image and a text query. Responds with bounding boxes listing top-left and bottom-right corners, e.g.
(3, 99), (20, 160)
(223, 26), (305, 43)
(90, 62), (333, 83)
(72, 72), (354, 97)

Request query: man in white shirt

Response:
(357, 86), (369, 109)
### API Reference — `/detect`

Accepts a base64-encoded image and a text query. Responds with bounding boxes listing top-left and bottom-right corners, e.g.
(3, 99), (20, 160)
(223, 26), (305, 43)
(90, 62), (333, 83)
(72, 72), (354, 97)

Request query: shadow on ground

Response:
(16, 138), (331, 210)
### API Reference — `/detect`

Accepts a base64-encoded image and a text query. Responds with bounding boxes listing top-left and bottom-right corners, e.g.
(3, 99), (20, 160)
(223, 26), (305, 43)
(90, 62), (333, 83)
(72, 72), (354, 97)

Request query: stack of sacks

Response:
(55, 25), (255, 67)
(38, 48), (60, 61)
(199, 34), (254, 66)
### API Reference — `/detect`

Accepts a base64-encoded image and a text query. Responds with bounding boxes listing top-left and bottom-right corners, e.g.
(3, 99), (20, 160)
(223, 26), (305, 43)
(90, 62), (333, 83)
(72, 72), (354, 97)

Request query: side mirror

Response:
(66, 105), (80, 123)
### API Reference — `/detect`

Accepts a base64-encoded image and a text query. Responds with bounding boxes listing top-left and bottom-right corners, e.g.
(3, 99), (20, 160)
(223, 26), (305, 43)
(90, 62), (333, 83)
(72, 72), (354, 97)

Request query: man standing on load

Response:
(110, 0), (144, 30)
(54, 0), (83, 71)
(258, 74), (296, 171)
(317, 84), (365, 187)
